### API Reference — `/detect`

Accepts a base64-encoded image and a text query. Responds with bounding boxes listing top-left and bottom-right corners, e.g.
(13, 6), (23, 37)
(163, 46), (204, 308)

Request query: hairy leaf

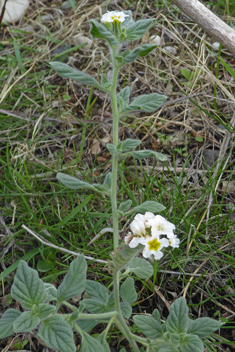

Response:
(38, 316), (76, 352)
(57, 256), (87, 304)
(0, 309), (22, 338)
(11, 260), (47, 309)
(126, 19), (154, 41)
(126, 257), (153, 279)
(133, 201), (165, 213)
(85, 280), (109, 302)
(166, 297), (189, 334)
(133, 315), (163, 339)
(13, 310), (40, 333)
(187, 317), (224, 338)
(120, 277), (137, 304)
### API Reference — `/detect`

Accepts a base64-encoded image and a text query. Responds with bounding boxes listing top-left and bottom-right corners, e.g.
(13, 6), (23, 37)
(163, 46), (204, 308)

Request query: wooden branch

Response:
(170, 0), (235, 55)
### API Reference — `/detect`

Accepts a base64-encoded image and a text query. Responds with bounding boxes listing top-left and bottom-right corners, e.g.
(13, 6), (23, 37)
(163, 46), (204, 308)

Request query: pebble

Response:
(42, 14), (54, 22)
(62, 1), (72, 10)
(162, 46), (177, 55)
(150, 35), (161, 46)
(212, 42), (220, 50)
(72, 35), (93, 51)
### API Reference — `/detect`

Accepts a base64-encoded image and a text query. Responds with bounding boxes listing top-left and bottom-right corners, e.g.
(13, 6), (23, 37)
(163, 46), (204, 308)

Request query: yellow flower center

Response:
(148, 238), (161, 251)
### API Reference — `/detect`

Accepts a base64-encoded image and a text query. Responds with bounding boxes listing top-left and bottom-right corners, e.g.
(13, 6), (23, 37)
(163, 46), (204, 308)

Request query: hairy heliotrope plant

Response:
(0, 10), (223, 352)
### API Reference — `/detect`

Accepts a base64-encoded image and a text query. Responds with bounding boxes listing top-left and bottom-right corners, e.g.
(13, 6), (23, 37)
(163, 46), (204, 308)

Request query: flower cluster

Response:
(101, 11), (129, 24)
(125, 213), (180, 260)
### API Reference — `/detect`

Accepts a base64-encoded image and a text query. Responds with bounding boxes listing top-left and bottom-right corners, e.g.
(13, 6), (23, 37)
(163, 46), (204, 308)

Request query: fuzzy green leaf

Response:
(118, 199), (132, 213)
(126, 19), (154, 41)
(152, 309), (161, 324)
(126, 93), (167, 113)
(117, 86), (130, 111)
(80, 329), (105, 352)
(57, 172), (96, 190)
(120, 301), (132, 319)
(103, 172), (112, 189)
(35, 303), (57, 320)
(180, 334), (204, 352)
(101, 73), (111, 89)
(0, 309), (22, 338)
(13, 310), (40, 333)
(129, 150), (167, 161)
(82, 298), (107, 314)
(38, 316), (76, 352)
(120, 277), (137, 304)
(133, 315), (163, 339)
(11, 261), (47, 309)
(133, 201), (165, 213)
(85, 280), (109, 302)
(187, 317), (224, 338)
(121, 10), (134, 29)
(44, 283), (57, 301)
(106, 144), (118, 155)
(57, 256), (87, 304)
(50, 62), (100, 87)
(121, 139), (141, 151)
(166, 297), (189, 334)
(109, 244), (143, 272)
(90, 19), (118, 47)
(120, 44), (158, 64)
(126, 257), (153, 279)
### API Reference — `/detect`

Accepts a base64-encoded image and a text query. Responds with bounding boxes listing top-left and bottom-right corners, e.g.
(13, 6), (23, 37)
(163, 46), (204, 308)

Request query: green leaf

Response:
(126, 19), (154, 41)
(57, 172), (96, 190)
(187, 317), (224, 338)
(11, 261), (48, 309)
(118, 199), (132, 213)
(122, 139), (141, 151)
(120, 277), (137, 304)
(85, 279), (109, 302)
(109, 244), (143, 272)
(133, 314), (163, 339)
(35, 303), (57, 320)
(82, 298), (107, 314)
(180, 334), (204, 352)
(13, 311), (40, 333)
(103, 172), (112, 189)
(75, 318), (101, 332)
(90, 19), (119, 47)
(117, 86), (130, 111)
(57, 256), (87, 304)
(120, 301), (132, 319)
(80, 329), (105, 352)
(44, 283), (57, 301)
(38, 315), (76, 352)
(152, 309), (161, 324)
(0, 309), (22, 338)
(101, 73), (111, 89)
(97, 331), (111, 352)
(121, 10), (134, 29)
(181, 68), (191, 80)
(120, 44), (158, 64)
(126, 257), (153, 279)
(49, 61), (101, 87)
(106, 144), (118, 155)
(126, 93), (167, 113)
(133, 201), (165, 213)
(129, 150), (167, 162)
(166, 297), (189, 334)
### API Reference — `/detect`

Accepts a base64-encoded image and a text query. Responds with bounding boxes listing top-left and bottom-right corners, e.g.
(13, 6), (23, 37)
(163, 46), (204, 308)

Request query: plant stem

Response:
(110, 46), (120, 250)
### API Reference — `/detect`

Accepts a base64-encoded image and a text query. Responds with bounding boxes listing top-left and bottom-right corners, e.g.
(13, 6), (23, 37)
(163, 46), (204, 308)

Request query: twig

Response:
(21, 225), (107, 264)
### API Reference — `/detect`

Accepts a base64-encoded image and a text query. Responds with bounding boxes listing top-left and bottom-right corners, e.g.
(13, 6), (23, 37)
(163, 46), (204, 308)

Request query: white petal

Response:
(129, 237), (141, 248)
(130, 219), (145, 236)
(101, 11), (128, 23)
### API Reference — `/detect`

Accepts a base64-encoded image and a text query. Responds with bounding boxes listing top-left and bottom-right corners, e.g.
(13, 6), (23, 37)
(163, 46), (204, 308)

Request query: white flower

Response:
(134, 212), (155, 227)
(101, 11), (129, 24)
(130, 219), (146, 236)
(124, 232), (133, 245)
(147, 215), (175, 237)
(140, 234), (169, 260)
(168, 234), (180, 248)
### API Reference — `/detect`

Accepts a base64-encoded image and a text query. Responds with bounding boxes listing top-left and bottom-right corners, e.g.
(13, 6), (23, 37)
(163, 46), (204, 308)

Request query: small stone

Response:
(62, 1), (72, 10)
(42, 14), (53, 22)
(72, 35), (93, 51)
(20, 25), (34, 33)
(150, 35), (161, 46)
(212, 42), (220, 50)
(162, 46), (177, 55)
(52, 43), (71, 62)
